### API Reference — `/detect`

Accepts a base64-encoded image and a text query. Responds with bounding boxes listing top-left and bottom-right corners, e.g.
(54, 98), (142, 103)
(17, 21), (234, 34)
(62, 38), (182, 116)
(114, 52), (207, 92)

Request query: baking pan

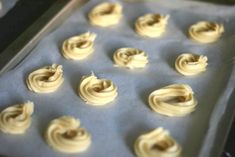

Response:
(0, 0), (235, 157)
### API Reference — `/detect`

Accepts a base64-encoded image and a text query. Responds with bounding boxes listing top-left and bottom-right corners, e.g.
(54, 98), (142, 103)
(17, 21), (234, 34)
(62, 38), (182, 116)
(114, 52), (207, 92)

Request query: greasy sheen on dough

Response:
(88, 2), (122, 27)
(188, 21), (224, 43)
(135, 13), (169, 38)
(78, 73), (118, 106)
(45, 116), (91, 153)
(26, 64), (64, 93)
(148, 84), (197, 117)
(113, 48), (148, 69)
(62, 32), (96, 60)
(175, 53), (208, 76)
(135, 127), (182, 157)
(0, 101), (34, 134)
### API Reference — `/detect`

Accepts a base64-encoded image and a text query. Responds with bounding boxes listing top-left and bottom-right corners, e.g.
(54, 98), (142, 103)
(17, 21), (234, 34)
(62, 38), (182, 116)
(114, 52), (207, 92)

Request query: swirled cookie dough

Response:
(78, 73), (118, 106)
(113, 48), (148, 69)
(26, 64), (64, 93)
(135, 127), (182, 157)
(88, 2), (122, 27)
(62, 32), (96, 60)
(175, 53), (208, 76)
(45, 116), (91, 153)
(188, 21), (224, 43)
(0, 101), (34, 134)
(135, 14), (169, 38)
(148, 84), (197, 117)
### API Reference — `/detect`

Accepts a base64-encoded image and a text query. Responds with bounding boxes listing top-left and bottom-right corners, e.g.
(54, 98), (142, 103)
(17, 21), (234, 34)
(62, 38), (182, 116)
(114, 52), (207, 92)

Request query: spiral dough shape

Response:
(62, 32), (96, 60)
(113, 48), (148, 69)
(78, 73), (118, 106)
(135, 14), (169, 38)
(26, 64), (64, 93)
(88, 2), (122, 27)
(148, 84), (197, 117)
(175, 53), (208, 76)
(135, 127), (182, 157)
(188, 21), (224, 43)
(45, 116), (91, 153)
(0, 101), (34, 134)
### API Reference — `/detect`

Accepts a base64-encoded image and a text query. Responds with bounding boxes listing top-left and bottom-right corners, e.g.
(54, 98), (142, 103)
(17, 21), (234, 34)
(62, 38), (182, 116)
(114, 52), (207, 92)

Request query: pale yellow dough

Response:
(113, 48), (148, 69)
(26, 64), (64, 93)
(135, 13), (169, 38)
(62, 32), (96, 60)
(135, 127), (182, 157)
(188, 21), (224, 43)
(175, 53), (208, 76)
(88, 2), (122, 27)
(78, 73), (118, 106)
(148, 84), (197, 117)
(0, 101), (34, 134)
(45, 116), (91, 153)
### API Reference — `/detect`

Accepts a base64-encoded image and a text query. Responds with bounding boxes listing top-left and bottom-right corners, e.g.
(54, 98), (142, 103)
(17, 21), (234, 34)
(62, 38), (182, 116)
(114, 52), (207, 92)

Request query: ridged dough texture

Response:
(62, 32), (96, 60)
(78, 73), (118, 106)
(148, 84), (197, 117)
(175, 53), (208, 76)
(0, 101), (34, 134)
(135, 13), (169, 38)
(26, 64), (64, 93)
(88, 2), (122, 27)
(188, 21), (224, 43)
(45, 116), (91, 153)
(113, 48), (148, 69)
(135, 127), (182, 157)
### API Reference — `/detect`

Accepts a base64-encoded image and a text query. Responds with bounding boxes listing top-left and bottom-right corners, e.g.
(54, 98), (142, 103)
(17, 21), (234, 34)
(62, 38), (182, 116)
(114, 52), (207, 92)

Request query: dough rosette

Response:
(175, 53), (208, 76)
(135, 13), (169, 38)
(0, 101), (34, 134)
(26, 64), (64, 93)
(135, 127), (182, 157)
(62, 32), (96, 60)
(188, 21), (224, 43)
(88, 2), (122, 27)
(148, 84), (197, 117)
(113, 48), (148, 69)
(45, 116), (91, 153)
(78, 73), (118, 106)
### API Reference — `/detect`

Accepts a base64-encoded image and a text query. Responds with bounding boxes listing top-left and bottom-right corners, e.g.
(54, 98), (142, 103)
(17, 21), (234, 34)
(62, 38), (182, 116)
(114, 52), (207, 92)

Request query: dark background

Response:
(0, 0), (234, 156)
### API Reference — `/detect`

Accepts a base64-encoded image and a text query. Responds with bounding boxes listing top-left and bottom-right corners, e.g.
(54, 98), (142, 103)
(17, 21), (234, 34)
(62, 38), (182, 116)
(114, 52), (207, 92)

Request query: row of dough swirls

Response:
(26, 64), (199, 117)
(0, 102), (181, 156)
(87, 2), (224, 43)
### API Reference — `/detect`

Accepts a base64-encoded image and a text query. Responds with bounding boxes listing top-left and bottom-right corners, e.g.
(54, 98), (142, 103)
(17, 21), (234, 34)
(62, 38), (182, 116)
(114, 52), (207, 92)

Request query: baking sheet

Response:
(0, 0), (18, 17)
(0, 0), (235, 157)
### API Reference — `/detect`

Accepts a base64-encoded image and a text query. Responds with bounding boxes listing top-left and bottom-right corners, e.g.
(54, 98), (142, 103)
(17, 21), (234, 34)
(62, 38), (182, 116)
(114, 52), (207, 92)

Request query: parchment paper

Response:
(0, 0), (235, 157)
(0, 0), (18, 17)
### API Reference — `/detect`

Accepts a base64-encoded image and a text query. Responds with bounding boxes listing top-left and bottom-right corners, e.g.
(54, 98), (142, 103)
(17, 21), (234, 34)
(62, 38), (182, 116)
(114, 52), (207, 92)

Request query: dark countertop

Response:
(0, 0), (234, 157)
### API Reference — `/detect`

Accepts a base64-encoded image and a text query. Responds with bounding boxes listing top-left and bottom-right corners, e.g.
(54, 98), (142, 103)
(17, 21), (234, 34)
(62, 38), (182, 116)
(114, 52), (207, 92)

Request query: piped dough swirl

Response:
(62, 32), (96, 60)
(88, 2), (122, 27)
(78, 73), (118, 106)
(135, 13), (169, 38)
(148, 84), (197, 117)
(45, 116), (91, 153)
(188, 21), (224, 43)
(26, 64), (64, 93)
(0, 101), (34, 134)
(175, 53), (208, 76)
(135, 127), (182, 157)
(113, 48), (148, 69)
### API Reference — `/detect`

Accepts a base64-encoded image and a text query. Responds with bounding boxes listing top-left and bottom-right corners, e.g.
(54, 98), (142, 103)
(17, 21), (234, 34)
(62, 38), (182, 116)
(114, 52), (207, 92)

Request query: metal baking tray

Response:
(0, 0), (235, 157)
